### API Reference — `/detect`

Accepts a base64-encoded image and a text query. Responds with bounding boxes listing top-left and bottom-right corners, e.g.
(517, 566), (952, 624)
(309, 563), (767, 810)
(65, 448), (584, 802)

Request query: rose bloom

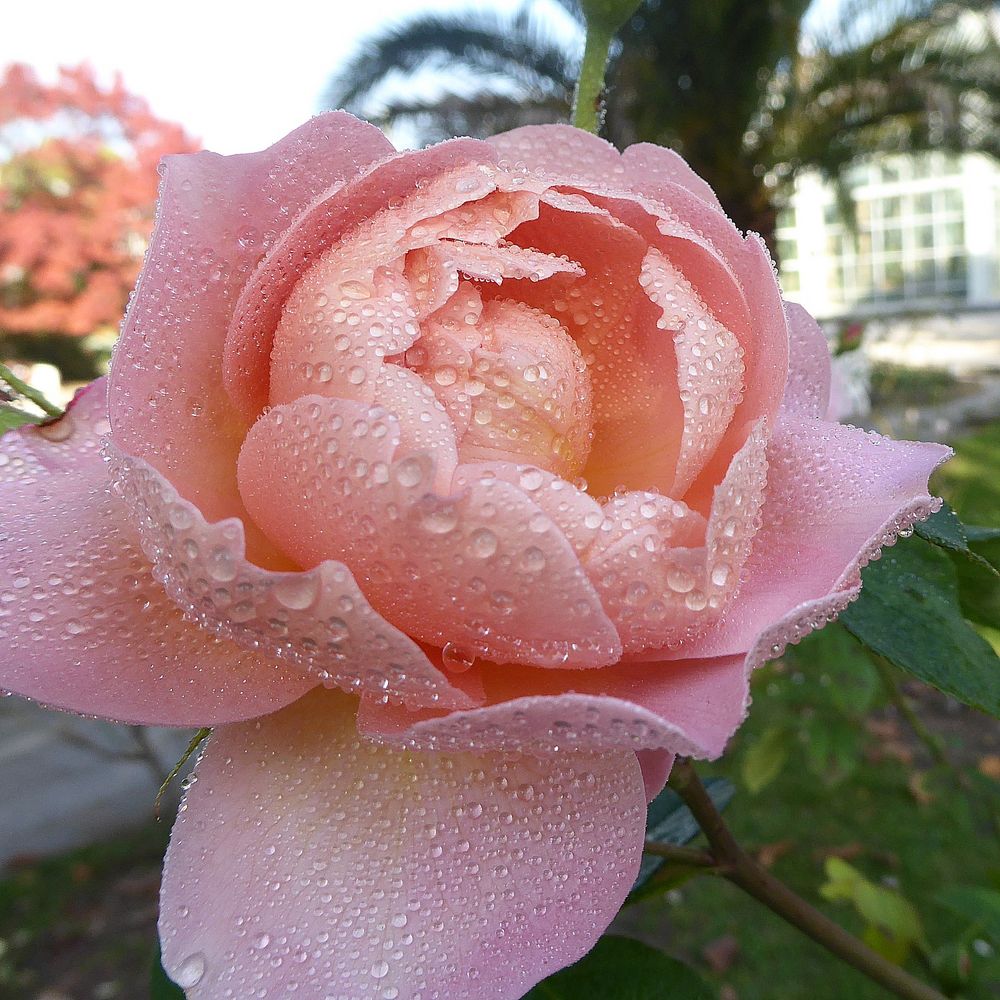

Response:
(0, 115), (947, 999)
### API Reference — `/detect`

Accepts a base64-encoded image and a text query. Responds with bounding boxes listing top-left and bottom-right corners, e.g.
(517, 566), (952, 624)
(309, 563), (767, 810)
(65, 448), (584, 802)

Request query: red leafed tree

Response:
(0, 63), (198, 338)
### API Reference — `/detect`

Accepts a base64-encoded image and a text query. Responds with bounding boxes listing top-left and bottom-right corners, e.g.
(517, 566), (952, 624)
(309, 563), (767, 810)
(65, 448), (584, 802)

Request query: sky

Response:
(3, 0), (543, 153)
(5, 0), (839, 155)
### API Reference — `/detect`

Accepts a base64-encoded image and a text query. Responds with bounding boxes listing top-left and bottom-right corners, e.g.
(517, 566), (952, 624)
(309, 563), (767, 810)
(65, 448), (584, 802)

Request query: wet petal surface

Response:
(160, 688), (646, 1000)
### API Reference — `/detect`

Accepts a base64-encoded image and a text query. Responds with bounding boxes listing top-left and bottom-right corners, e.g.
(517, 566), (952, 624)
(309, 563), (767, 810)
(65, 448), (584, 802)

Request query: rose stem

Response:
(570, 0), (643, 134)
(571, 24), (615, 134)
(0, 361), (64, 418)
(666, 758), (947, 1000)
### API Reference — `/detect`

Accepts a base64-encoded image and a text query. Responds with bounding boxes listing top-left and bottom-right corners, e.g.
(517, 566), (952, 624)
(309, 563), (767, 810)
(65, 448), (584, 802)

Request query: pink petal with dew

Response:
(107, 443), (476, 711)
(270, 255), (421, 408)
(620, 142), (724, 209)
(224, 139), (501, 418)
(159, 688), (647, 1000)
(488, 124), (625, 188)
(586, 422), (768, 658)
(0, 381), (314, 726)
(266, 173), (571, 412)
(672, 414), (952, 662)
(497, 199), (685, 497)
(780, 301), (833, 419)
(360, 652), (749, 761)
(374, 365), (460, 494)
(409, 189), (541, 247)
(452, 462), (604, 557)
(238, 396), (621, 668)
(450, 298), (593, 479)
(640, 247), (744, 496)
(108, 114), (393, 555)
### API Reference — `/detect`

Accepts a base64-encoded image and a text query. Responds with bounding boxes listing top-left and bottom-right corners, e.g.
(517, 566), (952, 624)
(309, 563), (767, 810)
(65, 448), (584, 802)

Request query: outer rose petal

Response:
(780, 302), (832, 419)
(674, 415), (952, 662)
(0, 381), (315, 726)
(108, 444), (477, 711)
(159, 688), (647, 1000)
(360, 653), (749, 760)
(109, 114), (392, 566)
(620, 142), (724, 210)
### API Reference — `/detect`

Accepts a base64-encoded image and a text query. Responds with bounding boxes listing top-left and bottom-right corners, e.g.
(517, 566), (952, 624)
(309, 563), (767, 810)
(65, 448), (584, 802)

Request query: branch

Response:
(668, 759), (947, 1000)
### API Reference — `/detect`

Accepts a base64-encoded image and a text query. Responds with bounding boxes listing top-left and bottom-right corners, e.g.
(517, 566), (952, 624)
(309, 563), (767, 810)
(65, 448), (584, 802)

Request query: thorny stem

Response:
(667, 759), (947, 1000)
(0, 362), (64, 418)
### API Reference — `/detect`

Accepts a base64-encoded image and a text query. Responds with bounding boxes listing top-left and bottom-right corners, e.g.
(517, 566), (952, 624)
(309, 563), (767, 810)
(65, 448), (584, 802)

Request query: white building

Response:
(777, 152), (1000, 371)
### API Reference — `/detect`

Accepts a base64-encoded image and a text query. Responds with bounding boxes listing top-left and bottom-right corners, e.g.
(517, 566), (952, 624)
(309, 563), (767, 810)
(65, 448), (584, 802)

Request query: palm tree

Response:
(324, 0), (1000, 251)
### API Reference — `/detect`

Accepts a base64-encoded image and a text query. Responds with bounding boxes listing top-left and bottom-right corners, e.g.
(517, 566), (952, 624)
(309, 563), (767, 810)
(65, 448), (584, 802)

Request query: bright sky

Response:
(6, 0), (839, 155)
(3, 0), (550, 154)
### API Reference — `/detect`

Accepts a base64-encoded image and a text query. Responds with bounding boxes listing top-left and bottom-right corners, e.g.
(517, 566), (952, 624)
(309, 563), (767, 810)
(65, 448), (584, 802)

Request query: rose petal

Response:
(780, 301), (832, 419)
(488, 124), (624, 188)
(621, 142), (724, 209)
(585, 422), (768, 657)
(0, 381), (315, 726)
(498, 199), (685, 497)
(108, 442), (476, 711)
(673, 415), (951, 661)
(159, 688), (646, 1000)
(224, 139), (500, 418)
(238, 396), (622, 668)
(637, 749), (676, 802)
(640, 247), (745, 495)
(109, 114), (393, 560)
(360, 652), (749, 760)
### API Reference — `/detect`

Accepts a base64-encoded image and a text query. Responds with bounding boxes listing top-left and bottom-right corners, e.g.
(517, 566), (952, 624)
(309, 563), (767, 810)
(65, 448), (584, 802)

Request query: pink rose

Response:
(0, 115), (947, 999)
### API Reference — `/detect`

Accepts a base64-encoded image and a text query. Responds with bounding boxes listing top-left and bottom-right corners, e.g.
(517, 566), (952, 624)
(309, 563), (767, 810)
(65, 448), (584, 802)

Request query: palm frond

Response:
(369, 90), (571, 145)
(774, 0), (1000, 183)
(323, 8), (578, 120)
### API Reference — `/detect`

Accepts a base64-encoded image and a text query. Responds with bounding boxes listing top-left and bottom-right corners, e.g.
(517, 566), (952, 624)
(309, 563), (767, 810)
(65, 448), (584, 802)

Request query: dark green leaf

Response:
(0, 403), (40, 435)
(151, 942), (186, 999)
(521, 935), (713, 999)
(955, 527), (1000, 629)
(935, 885), (1000, 943)
(783, 623), (880, 715)
(631, 777), (733, 895)
(840, 537), (1000, 717)
(915, 503), (970, 555)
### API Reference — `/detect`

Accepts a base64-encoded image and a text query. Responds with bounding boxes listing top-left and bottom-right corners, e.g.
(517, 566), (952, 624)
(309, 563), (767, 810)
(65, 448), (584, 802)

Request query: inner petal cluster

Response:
(231, 160), (772, 670)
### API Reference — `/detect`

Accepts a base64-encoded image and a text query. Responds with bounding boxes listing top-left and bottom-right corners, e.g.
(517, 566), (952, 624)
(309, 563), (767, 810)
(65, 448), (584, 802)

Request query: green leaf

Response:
(151, 941), (186, 999)
(955, 527), (1000, 630)
(0, 403), (40, 435)
(521, 935), (713, 999)
(840, 537), (1000, 718)
(630, 777), (733, 897)
(935, 885), (1000, 943)
(820, 858), (926, 962)
(741, 724), (793, 794)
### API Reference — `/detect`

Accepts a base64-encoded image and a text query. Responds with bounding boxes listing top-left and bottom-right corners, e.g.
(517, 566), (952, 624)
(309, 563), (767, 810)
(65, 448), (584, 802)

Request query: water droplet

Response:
(469, 528), (498, 558)
(173, 952), (207, 988)
(442, 643), (476, 673)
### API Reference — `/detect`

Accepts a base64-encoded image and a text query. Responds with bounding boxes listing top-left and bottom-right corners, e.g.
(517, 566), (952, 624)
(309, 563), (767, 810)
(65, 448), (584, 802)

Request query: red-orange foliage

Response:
(0, 64), (198, 337)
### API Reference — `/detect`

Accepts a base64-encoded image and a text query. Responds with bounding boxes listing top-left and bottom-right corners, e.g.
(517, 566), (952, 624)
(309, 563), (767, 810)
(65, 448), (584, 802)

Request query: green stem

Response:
(0, 362), (63, 418)
(668, 759), (947, 1000)
(571, 25), (615, 133)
